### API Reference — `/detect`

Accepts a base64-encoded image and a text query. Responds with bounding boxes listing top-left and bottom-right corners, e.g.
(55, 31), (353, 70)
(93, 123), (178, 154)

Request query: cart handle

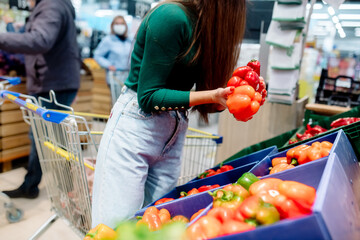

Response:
(0, 76), (21, 85)
(0, 90), (69, 124)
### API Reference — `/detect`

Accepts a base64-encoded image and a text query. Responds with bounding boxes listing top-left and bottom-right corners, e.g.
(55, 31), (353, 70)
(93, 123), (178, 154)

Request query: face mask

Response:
(113, 24), (126, 36)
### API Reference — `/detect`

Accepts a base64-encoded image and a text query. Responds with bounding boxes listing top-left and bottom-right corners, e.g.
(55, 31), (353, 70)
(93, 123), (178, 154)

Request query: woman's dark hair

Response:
(110, 15), (128, 37)
(160, 0), (247, 122)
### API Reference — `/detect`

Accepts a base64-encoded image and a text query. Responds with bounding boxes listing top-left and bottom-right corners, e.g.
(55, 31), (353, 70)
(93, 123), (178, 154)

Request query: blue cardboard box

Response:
(144, 162), (255, 208)
(189, 146), (277, 182)
(192, 154), (360, 240)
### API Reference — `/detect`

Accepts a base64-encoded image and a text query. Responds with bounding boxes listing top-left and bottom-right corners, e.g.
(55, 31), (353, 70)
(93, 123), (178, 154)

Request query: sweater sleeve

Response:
(0, 3), (62, 54)
(137, 4), (192, 113)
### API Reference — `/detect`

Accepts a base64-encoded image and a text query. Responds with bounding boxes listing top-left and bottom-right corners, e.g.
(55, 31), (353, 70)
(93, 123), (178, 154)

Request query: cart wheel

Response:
(6, 208), (23, 223)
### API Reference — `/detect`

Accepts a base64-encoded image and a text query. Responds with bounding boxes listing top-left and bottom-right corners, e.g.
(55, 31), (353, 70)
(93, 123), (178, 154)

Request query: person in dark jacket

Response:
(0, 0), (80, 199)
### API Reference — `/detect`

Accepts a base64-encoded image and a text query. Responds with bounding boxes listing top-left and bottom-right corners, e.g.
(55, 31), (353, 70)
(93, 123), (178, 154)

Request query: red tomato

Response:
(227, 76), (241, 87)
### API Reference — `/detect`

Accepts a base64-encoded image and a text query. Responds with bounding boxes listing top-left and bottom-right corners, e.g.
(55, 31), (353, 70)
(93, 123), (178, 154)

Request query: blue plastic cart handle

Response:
(0, 76), (21, 85)
(0, 90), (69, 124)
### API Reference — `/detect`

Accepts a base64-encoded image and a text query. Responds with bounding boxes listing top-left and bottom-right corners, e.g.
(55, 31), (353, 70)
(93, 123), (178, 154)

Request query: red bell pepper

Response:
(278, 180), (316, 210)
(247, 59), (261, 76)
(190, 208), (205, 222)
(180, 188), (200, 198)
(220, 220), (255, 236)
(198, 184), (220, 193)
(226, 85), (262, 122)
(210, 189), (244, 211)
(186, 216), (222, 240)
(198, 169), (216, 179)
(238, 195), (280, 225)
(222, 184), (250, 199)
(154, 198), (175, 205)
(207, 207), (234, 224)
(330, 117), (360, 128)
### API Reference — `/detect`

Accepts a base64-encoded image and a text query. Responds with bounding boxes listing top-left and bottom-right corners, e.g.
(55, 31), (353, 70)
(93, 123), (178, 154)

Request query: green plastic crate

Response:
(280, 106), (360, 158)
(223, 128), (298, 163)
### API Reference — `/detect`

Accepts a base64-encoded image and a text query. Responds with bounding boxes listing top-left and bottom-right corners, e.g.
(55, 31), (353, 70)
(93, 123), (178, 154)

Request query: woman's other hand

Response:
(108, 66), (116, 71)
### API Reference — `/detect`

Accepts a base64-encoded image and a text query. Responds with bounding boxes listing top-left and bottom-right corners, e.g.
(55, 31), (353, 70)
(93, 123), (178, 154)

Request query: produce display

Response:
(186, 173), (316, 240)
(289, 117), (360, 144)
(198, 164), (234, 179)
(269, 141), (333, 175)
(226, 60), (267, 122)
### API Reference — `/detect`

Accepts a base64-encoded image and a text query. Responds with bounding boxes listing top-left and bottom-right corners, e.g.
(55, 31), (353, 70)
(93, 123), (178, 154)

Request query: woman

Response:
(92, 0), (247, 228)
(94, 15), (132, 81)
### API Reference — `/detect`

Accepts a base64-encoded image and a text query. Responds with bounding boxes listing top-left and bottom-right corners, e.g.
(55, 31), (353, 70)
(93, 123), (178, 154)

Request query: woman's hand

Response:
(189, 87), (234, 109)
(212, 87), (235, 110)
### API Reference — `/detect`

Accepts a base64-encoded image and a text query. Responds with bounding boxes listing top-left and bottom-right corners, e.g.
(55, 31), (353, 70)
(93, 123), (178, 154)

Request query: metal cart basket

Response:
(0, 89), (222, 238)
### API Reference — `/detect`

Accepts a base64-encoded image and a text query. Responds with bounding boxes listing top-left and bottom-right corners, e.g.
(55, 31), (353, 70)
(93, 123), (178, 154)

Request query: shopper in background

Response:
(0, 0), (80, 199)
(92, 0), (247, 228)
(94, 15), (132, 83)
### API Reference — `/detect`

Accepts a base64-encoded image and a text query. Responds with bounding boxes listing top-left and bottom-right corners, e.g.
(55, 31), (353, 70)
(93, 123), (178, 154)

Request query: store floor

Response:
(0, 168), (80, 240)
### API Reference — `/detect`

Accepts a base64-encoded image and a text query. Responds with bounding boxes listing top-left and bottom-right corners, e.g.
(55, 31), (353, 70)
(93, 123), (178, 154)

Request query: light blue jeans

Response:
(91, 86), (188, 228)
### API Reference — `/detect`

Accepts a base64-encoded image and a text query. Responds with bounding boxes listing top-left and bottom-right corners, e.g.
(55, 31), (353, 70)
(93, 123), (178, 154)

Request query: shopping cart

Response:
(0, 76), (24, 224)
(108, 70), (129, 105)
(178, 128), (222, 185)
(0, 89), (222, 237)
(0, 90), (107, 238)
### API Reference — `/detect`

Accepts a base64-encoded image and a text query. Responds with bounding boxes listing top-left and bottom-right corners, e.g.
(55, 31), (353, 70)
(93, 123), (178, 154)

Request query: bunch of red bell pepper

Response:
(289, 124), (328, 144)
(286, 141), (333, 165)
(180, 184), (220, 198)
(198, 164), (234, 179)
(186, 173), (316, 239)
(226, 60), (267, 122)
(154, 185), (221, 205)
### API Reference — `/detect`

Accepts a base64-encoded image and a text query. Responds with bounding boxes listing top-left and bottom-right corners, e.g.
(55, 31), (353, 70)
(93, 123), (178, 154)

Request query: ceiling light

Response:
(339, 32), (346, 38)
(339, 4), (360, 10)
(311, 13), (330, 19)
(314, 3), (323, 10)
(335, 22), (342, 29)
(341, 21), (360, 27)
(338, 14), (360, 20)
(332, 16), (339, 23)
(327, 7), (335, 16)
(322, 0), (327, 5)
(355, 32), (360, 37)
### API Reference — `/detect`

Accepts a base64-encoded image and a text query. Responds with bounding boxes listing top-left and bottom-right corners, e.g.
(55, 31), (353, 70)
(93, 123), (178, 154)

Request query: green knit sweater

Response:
(125, 3), (200, 113)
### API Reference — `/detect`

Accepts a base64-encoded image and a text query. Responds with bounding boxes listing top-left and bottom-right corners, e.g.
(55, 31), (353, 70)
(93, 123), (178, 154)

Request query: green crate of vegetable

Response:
(281, 106), (360, 159)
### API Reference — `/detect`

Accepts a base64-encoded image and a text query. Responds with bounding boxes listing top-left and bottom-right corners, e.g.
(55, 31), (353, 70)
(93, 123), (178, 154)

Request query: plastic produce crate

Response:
(281, 105), (360, 159)
(145, 162), (256, 208)
(190, 146), (277, 182)
(134, 189), (213, 221)
(251, 131), (339, 177)
(192, 153), (360, 240)
(251, 130), (360, 204)
(223, 129), (298, 163)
